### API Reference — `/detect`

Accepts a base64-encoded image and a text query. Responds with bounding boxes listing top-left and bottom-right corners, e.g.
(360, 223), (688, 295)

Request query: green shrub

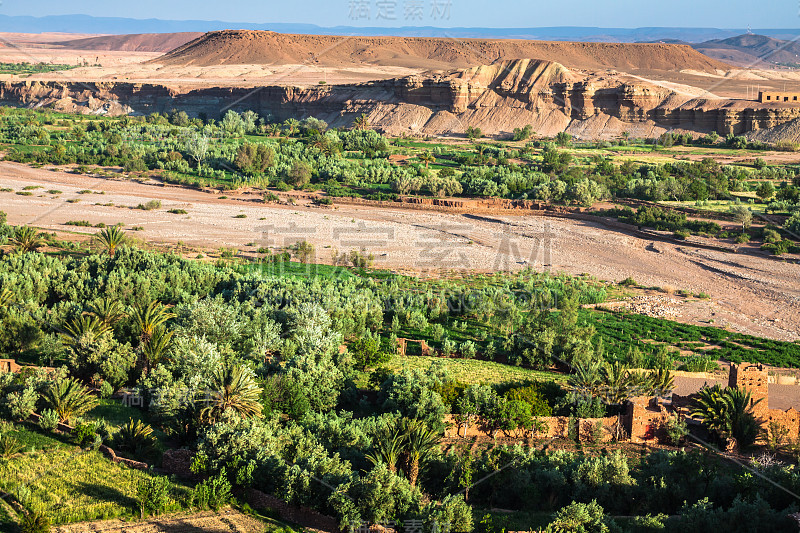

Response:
(99, 381), (114, 399)
(4, 387), (38, 421)
(192, 469), (232, 510)
(167, 209), (188, 215)
(38, 409), (59, 432)
(73, 421), (100, 447)
(263, 193), (280, 203)
(135, 200), (162, 211)
(763, 228), (782, 244)
(137, 475), (172, 517)
(459, 340), (477, 359)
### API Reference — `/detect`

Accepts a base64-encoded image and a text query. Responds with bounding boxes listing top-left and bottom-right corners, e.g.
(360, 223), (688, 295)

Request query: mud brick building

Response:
(759, 91), (800, 104)
(729, 363), (800, 443)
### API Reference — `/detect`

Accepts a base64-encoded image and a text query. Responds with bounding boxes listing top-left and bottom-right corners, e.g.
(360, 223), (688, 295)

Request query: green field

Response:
(384, 354), (567, 386)
(0, 449), (190, 524)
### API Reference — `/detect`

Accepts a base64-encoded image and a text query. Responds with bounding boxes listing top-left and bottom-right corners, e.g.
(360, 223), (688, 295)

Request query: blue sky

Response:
(3, 0), (798, 28)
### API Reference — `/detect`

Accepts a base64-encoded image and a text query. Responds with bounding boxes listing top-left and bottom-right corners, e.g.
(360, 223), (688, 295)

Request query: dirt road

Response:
(1, 161), (798, 341)
(49, 509), (265, 533)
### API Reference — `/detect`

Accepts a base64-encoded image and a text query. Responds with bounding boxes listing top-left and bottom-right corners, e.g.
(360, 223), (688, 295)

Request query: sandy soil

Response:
(1, 161), (798, 342)
(0, 48), (160, 69)
(0, 46), (422, 86)
(3, 40), (798, 98)
(50, 509), (265, 533)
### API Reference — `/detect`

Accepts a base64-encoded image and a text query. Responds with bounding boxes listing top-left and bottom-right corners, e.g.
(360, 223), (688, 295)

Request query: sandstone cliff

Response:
(3, 59), (800, 139)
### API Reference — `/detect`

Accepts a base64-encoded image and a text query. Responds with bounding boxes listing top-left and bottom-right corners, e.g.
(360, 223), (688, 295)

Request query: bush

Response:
(4, 387), (38, 421)
(662, 414), (688, 445)
(137, 475), (172, 517)
(73, 420), (100, 447)
(192, 469), (232, 510)
(734, 233), (750, 244)
(546, 500), (609, 532)
(287, 161), (312, 187)
(100, 381), (114, 399)
(38, 409), (59, 432)
(135, 200), (162, 211)
(459, 340), (477, 359)
(763, 228), (782, 244)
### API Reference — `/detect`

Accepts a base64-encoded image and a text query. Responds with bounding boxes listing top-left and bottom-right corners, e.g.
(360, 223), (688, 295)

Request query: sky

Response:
(2, 0), (799, 28)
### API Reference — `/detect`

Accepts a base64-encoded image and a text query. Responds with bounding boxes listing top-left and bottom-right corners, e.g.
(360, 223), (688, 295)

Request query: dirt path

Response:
(50, 509), (265, 533)
(1, 161), (799, 341)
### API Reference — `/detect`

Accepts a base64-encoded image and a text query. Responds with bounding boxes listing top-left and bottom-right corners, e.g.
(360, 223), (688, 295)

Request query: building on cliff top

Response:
(759, 91), (800, 104)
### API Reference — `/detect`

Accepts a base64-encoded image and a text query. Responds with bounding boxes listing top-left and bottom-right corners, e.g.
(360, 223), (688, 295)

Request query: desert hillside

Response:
(156, 30), (732, 72)
(693, 34), (800, 67)
(52, 32), (203, 52)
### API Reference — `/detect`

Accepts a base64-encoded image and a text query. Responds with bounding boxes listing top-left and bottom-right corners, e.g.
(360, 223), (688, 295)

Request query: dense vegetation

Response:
(0, 224), (798, 530)
(0, 63), (79, 75)
(1, 105), (800, 531)
(2, 108), (799, 220)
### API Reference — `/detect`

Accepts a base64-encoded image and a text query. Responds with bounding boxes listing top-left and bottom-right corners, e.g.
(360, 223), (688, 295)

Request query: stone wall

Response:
(444, 414), (620, 442)
(0, 359), (21, 373)
(244, 488), (339, 533)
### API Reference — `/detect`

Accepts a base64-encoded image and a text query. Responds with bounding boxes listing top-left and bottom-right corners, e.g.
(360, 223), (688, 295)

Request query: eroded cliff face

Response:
(3, 59), (800, 139)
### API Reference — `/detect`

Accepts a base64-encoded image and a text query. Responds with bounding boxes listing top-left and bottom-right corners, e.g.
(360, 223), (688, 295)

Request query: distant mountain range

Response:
(2, 14), (800, 44)
(690, 35), (800, 67)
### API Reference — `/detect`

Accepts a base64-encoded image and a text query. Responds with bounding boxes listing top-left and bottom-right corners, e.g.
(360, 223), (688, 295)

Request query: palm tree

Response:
(725, 387), (762, 448)
(86, 298), (126, 326)
(94, 226), (127, 256)
(352, 113), (370, 130)
(419, 151), (435, 169)
(131, 301), (175, 343)
(567, 358), (603, 403)
(10, 226), (44, 253)
(690, 385), (762, 448)
(690, 385), (729, 439)
(366, 424), (405, 474)
(200, 365), (263, 423)
(59, 315), (111, 348)
(267, 123), (281, 137)
(283, 118), (300, 137)
(400, 418), (439, 488)
(0, 433), (23, 459)
(599, 362), (639, 405)
(114, 418), (157, 457)
(647, 368), (675, 399)
(140, 326), (174, 369)
(42, 378), (99, 423)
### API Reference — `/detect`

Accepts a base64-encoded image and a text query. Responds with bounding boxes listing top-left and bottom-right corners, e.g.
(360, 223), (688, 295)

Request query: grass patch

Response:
(0, 449), (190, 525)
(383, 355), (566, 386)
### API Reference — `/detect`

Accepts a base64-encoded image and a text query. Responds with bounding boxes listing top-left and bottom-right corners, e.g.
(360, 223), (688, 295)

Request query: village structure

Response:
(758, 91), (800, 103)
